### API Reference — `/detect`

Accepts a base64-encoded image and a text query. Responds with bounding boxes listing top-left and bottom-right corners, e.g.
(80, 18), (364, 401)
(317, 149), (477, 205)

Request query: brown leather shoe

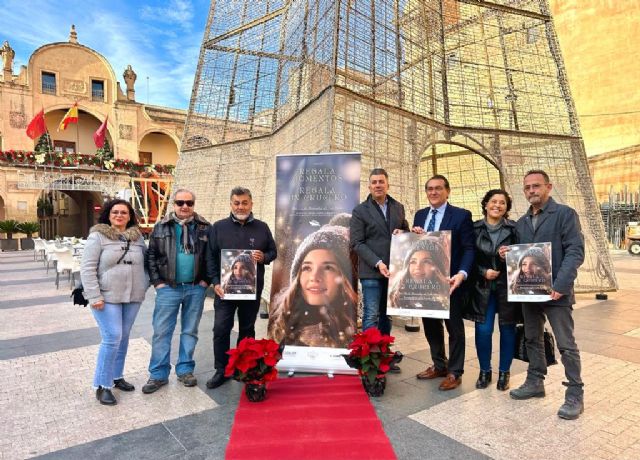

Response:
(416, 365), (448, 380)
(438, 374), (462, 391)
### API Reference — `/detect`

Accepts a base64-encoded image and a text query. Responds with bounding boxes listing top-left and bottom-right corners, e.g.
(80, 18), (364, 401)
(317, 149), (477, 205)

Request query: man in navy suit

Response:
(413, 175), (475, 390)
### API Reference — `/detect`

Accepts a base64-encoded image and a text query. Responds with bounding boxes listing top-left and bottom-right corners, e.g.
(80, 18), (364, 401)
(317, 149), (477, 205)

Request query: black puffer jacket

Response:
(464, 218), (521, 325)
(147, 213), (211, 287)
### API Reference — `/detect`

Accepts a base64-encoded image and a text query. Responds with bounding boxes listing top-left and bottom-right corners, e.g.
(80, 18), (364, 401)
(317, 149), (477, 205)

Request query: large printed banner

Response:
(268, 152), (361, 374)
(387, 231), (451, 319)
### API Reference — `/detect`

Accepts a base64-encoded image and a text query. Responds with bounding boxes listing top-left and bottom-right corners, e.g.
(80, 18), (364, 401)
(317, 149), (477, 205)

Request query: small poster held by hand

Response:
(387, 231), (451, 319)
(506, 243), (553, 302)
(221, 249), (257, 300)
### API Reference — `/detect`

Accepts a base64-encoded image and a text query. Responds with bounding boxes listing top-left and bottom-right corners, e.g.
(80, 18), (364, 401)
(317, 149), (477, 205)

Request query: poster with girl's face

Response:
(221, 249), (257, 300)
(387, 231), (451, 319)
(506, 243), (553, 302)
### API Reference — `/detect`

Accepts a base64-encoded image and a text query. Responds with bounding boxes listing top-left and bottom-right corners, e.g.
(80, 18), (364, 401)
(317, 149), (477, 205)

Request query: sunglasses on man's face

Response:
(174, 200), (194, 207)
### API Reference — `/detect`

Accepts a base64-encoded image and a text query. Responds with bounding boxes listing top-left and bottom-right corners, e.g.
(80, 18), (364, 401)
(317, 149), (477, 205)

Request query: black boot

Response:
(96, 386), (117, 405)
(475, 370), (492, 389)
(113, 378), (135, 391)
(497, 371), (510, 391)
(206, 370), (230, 389)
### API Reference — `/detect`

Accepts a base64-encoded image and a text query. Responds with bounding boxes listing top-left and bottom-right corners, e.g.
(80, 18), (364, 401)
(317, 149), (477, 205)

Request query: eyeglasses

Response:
(174, 200), (194, 207)
(110, 210), (129, 216)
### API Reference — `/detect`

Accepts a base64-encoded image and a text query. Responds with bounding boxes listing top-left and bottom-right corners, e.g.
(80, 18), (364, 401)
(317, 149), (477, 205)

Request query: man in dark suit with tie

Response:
(413, 174), (475, 390)
(350, 168), (410, 347)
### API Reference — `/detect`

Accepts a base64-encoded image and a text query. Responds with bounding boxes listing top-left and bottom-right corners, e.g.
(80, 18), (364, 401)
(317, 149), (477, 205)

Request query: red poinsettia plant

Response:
(343, 328), (403, 385)
(224, 337), (284, 384)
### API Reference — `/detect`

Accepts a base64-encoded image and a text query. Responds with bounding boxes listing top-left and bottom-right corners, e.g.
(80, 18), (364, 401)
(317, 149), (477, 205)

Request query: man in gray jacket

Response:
(507, 170), (585, 420)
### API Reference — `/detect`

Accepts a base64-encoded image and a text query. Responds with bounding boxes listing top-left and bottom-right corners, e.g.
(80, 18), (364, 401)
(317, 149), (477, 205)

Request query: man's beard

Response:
(233, 212), (249, 221)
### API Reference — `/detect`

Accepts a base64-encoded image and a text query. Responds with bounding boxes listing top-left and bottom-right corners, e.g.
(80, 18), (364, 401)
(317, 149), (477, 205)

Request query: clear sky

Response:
(0, 0), (211, 110)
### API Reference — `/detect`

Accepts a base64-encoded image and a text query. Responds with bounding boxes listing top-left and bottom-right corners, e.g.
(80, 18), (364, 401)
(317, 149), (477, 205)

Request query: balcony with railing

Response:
(42, 82), (56, 95)
(92, 89), (104, 102)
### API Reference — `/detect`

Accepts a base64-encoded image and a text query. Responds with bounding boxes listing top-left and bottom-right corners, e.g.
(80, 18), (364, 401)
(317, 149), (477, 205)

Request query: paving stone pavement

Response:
(410, 352), (640, 460)
(0, 250), (639, 459)
(0, 339), (217, 459)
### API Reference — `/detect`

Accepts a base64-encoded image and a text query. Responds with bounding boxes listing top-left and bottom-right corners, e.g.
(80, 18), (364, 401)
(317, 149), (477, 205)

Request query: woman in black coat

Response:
(465, 189), (520, 391)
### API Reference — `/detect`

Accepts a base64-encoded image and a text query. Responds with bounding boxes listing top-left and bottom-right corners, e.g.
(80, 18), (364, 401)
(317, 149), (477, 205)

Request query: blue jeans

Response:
(148, 284), (206, 380)
(91, 302), (141, 389)
(361, 278), (391, 334)
(475, 292), (516, 372)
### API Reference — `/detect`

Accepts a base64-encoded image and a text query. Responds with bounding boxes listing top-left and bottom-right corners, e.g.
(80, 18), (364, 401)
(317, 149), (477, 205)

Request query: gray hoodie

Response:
(80, 224), (149, 305)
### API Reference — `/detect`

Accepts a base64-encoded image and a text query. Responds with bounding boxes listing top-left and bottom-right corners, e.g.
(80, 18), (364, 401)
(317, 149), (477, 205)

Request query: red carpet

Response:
(226, 375), (397, 460)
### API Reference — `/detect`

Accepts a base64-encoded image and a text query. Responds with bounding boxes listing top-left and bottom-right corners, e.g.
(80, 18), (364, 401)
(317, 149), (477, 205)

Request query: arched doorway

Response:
(138, 132), (178, 166)
(419, 142), (502, 219)
(38, 189), (104, 239)
(45, 108), (113, 156)
(0, 194), (5, 220)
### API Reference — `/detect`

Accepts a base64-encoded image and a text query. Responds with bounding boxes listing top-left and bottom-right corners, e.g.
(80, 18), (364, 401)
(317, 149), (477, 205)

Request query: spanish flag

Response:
(58, 103), (78, 131)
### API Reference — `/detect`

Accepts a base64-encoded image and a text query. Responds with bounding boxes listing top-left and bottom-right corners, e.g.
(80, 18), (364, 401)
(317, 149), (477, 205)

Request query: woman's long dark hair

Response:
(98, 199), (138, 228)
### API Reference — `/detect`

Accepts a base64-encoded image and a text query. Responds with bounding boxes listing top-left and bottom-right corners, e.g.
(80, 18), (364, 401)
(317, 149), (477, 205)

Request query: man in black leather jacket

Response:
(142, 188), (211, 394)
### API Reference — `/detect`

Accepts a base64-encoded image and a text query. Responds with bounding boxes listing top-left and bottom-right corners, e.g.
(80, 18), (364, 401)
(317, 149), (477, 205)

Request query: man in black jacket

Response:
(205, 186), (277, 389)
(350, 168), (409, 342)
(143, 188), (211, 394)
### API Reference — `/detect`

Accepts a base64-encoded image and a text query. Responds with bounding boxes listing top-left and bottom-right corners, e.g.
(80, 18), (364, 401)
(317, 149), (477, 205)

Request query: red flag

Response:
(93, 116), (109, 148)
(26, 109), (47, 140)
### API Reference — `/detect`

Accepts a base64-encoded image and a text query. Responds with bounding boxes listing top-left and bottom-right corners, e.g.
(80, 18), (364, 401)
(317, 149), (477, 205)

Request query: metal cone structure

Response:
(176, 0), (616, 293)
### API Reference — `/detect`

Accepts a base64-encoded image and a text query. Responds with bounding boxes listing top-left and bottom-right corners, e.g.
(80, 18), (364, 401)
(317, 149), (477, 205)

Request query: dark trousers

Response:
(522, 303), (583, 397)
(422, 294), (466, 377)
(212, 297), (261, 370)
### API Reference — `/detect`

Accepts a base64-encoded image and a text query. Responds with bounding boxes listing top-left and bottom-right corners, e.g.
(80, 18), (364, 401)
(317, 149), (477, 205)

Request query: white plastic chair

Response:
(33, 238), (46, 261)
(44, 241), (59, 272)
(55, 248), (80, 289)
(72, 244), (85, 257)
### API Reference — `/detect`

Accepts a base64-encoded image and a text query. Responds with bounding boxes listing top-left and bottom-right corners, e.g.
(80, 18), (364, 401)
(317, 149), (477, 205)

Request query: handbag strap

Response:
(116, 239), (131, 265)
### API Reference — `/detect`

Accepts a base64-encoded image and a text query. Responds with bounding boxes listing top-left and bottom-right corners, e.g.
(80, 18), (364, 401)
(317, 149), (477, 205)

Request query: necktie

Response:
(426, 209), (437, 232)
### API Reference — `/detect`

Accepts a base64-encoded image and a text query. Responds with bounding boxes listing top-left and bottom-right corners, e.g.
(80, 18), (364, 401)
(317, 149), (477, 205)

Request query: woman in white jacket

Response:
(81, 199), (148, 405)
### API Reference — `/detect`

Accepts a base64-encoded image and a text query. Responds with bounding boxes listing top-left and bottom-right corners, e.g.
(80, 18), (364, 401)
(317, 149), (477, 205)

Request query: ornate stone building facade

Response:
(0, 27), (185, 235)
(547, 1), (640, 246)
(550, 0), (640, 204)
